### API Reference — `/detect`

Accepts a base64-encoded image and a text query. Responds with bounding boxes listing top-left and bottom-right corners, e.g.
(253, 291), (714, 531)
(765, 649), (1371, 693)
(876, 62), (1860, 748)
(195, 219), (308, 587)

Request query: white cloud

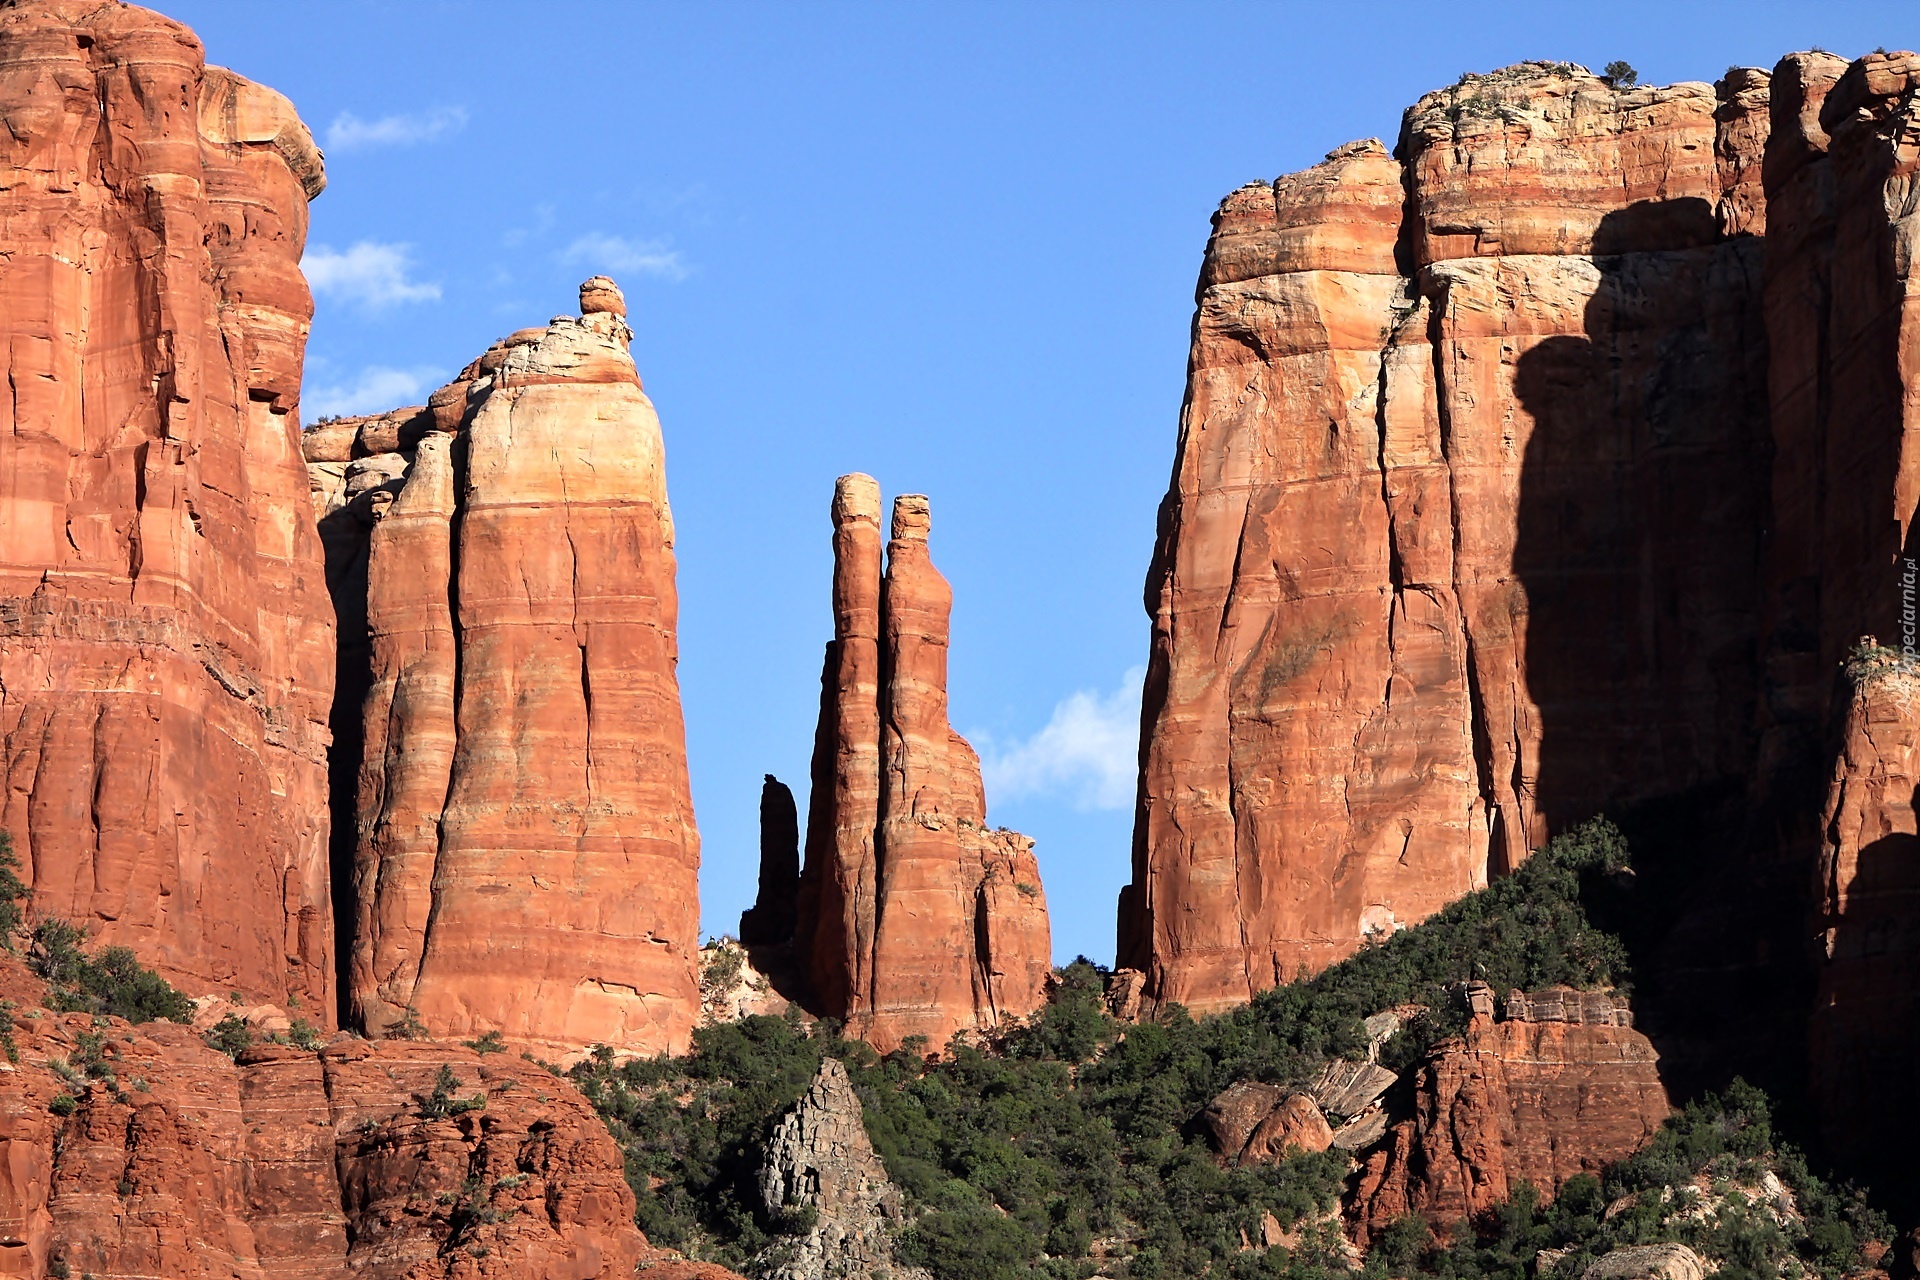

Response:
(560, 232), (689, 281)
(304, 365), (447, 419)
(304, 242), (441, 309)
(326, 106), (468, 153)
(977, 666), (1145, 812)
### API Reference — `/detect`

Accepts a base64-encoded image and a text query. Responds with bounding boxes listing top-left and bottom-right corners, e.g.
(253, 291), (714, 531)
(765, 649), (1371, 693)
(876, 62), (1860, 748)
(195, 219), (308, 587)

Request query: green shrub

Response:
(466, 1029), (507, 1055)
(48, 1093), (75, 1117)
(205, 1014), (253, 1059)
(29, 921), (193, 1023)
(568, 820), (1883, 1279)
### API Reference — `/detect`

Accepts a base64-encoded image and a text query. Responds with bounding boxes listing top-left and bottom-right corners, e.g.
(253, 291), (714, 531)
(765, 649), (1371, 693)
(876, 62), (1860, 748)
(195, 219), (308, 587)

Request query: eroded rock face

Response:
(0, 956), (644, 1279)
(0, 1), (335, 1015)
(1122, 62), (1777, 1014)
(1203, 1082), (1334, 1165)
(307, 279), (701, 1060)
(754, 1058), (929, 1280)
(1347, 993), (1670, 1244)
(1770, 50), (1920, 1190)
(779, 479), (1051, 1052)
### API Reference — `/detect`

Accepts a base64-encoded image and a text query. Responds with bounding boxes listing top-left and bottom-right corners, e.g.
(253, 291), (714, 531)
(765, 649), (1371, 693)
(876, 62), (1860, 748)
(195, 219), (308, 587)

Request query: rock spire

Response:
(307, 277), (702, 1060)
(755, 477), (1052, 1052)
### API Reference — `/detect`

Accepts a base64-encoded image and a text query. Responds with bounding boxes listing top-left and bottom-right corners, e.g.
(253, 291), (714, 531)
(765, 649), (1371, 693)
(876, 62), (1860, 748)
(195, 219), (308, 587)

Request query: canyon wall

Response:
(746, 477), (1051, 1052)
(1791, 50), (1920, 1190)
(1119, 53), (1915, 1016)
(0, 1), (335, 1015)
(306, 279), (702, 1060)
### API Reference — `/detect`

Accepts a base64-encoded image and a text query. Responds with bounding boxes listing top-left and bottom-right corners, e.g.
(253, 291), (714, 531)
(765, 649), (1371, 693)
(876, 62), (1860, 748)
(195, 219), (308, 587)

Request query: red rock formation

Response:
(786, 479), (1051, 1052)
(1348, 989), (1669, 1243)
(0, 954), (646, 1279)
(308, 278), (702, 1059)
(0, 1), (334, 1015)
(1760, 50), (1920, 1188)
(1202, 1082), (1334, 1164)
(1123, 62), (1775, 1014)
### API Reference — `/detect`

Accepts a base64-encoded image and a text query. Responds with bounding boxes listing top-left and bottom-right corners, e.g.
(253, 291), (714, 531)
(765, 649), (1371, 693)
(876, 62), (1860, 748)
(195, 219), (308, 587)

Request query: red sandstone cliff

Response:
(306, 278), (702, 1060)
(1349, 988), (1669, 1244)
(0, 1), (335, 1016)
(757, 477), (1051, 1052)
(1122, 58), (1859, 1016)
(1766, 50), (1920, 1192)
(0, 953), (651, 1280)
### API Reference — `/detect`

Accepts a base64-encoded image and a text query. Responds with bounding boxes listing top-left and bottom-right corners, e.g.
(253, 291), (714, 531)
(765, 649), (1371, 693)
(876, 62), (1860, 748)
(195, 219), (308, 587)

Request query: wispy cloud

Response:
(560, 232), (689, 281)
(304, 365), (447, 419)
(326, 105), (468, 153)
(977, 667), (1145, 812)
(304, 241), (441, 309)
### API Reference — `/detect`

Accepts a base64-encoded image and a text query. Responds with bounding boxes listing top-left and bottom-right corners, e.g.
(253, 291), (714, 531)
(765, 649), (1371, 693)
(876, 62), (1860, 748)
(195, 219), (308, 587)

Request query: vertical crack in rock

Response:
(309, 278), (701, 1060)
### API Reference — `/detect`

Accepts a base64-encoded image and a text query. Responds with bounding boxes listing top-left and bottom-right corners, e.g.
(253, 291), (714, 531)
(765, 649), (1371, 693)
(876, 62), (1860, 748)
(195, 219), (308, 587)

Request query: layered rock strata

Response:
(1348, 989), (1670, 1243)
(0, 956), (646, 1279)
(306, 278), (701, 1059)
(764, 478), (1051, 1052)
(0, 1), (335, 1014)
(1120, 51), (1920, 1033)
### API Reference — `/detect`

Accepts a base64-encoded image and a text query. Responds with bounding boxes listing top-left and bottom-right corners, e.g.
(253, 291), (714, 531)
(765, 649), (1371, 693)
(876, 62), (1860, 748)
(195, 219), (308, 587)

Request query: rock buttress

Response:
(784, 479), (1051, 1052)
(310, 279), (702, 1060)
(1122, 63), (1775, 1014)
(0, 2), (335, 1015)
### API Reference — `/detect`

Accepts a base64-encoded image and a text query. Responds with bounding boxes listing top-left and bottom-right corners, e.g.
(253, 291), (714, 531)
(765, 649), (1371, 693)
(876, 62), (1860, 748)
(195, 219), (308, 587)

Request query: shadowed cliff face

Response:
(1123, 49), (1920, 1187)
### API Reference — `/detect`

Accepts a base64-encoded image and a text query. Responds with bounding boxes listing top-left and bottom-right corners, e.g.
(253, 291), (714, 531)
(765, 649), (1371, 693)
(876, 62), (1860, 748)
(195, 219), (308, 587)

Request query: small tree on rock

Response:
(1602, 60), (1639, 88)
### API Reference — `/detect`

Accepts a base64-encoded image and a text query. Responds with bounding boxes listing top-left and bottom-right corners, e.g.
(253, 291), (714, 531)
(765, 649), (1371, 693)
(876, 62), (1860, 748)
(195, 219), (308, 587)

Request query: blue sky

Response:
(170, 1), (1916, 966)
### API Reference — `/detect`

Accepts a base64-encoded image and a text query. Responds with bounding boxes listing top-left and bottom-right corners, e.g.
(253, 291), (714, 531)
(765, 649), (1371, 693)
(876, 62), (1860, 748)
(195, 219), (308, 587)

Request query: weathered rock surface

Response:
(307, 279), (701, 1059)
(0, 954), (645, 1279)
(774, 479), (1051, 1052)
(1123, 61), (1777, 1014)
(753, 1058), (929, 1280)
(0, 1), (335, 1016)
(1202, 1082), (1333, 1164)
(1580, 1243), (1708, 1280)
(1811, 657), (1920, 1185)
(1768, 50), (1920, 1190)
(1348, 991), (1669, 1244)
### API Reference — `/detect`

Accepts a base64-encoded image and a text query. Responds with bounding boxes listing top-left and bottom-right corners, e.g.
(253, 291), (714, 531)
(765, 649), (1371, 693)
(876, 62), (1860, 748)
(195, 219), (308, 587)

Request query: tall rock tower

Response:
(307, 277), (702, 1059)
(747, 476), (1052, 1053)
(0, 1), (335, 1013)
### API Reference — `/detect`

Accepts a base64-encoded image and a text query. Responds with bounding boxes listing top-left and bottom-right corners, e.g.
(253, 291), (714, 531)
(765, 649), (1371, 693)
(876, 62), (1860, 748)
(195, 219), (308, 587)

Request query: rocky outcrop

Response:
(307, 278), (701, 1060)
(754, 1058), (928, 1280)
(0, 1), (335, 1015)
(1810, 655), (1920, 1186)
(1122, 61), (1779, 1014)
(772, 478), (1051, 1052)
(741, 775), (801, 949)
(1580, 1244), (1708, 1280)
(0, 955), (643, 1279)
(1348, 990), (1669, 1243)
(1202, 1082), (1334, 1164)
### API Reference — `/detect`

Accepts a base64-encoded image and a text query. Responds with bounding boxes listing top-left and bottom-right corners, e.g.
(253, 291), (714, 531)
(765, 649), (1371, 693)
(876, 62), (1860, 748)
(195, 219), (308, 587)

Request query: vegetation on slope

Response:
(565, 820), (1881, 1278)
